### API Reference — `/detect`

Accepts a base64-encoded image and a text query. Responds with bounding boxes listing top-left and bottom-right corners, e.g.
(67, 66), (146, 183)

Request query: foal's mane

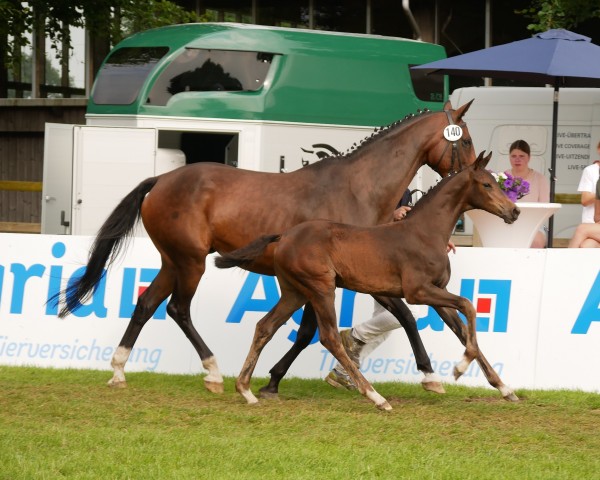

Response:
(404, 170), (460, 219)
(303, 108), (435, 171)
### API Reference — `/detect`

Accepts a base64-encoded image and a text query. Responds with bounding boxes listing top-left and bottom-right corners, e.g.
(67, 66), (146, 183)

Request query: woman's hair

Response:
(509, 139), (531, 156)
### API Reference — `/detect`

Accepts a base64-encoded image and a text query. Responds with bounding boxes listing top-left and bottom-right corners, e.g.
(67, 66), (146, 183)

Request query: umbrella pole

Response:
(547, 80), (559, 248)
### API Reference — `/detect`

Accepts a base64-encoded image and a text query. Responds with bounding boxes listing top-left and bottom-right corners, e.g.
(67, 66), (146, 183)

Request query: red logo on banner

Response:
(476, 297), (492, 314)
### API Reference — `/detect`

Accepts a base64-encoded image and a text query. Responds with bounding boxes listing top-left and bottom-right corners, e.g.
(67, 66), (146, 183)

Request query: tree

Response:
(0, 0), (206, 97)
(518, 0), (600, 31)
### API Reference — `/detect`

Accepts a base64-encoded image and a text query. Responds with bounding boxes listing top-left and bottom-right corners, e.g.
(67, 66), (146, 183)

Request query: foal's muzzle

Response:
(503, 206), (521, 224)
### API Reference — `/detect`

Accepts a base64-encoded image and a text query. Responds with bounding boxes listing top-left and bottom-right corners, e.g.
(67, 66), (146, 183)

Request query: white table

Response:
(465, 202), (562, 248)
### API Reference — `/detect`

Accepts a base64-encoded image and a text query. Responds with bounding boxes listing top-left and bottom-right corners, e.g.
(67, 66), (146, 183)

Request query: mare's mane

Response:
(302, 108), (434, 172)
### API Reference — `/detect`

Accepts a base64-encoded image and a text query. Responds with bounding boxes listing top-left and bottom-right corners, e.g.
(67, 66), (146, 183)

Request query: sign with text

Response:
(0, 234), (598, 394)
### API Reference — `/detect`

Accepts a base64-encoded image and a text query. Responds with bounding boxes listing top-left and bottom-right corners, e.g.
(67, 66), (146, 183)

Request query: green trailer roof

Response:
(88, 22), (447, 126)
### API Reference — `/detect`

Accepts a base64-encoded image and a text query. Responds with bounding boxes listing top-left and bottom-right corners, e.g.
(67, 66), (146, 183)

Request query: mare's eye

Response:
(462, 138), (472, 147)
(483, 183), (492, 189)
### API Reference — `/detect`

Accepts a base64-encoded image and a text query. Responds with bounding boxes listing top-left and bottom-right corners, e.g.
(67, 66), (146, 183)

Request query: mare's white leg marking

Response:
(107, 346), (131, 387)
(422, 372), (442, 384)
(202, 356), (223, 383)
(202, 356), (225, 393)
(366, 390), (392, 411)
(239, 388), (259, 405)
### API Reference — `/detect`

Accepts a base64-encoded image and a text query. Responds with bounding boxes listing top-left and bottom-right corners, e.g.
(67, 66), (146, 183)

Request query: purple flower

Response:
(494, 172), (531, 201)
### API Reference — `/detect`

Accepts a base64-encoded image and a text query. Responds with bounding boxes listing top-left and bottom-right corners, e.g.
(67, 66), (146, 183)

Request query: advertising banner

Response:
(0, 234), (598, 394)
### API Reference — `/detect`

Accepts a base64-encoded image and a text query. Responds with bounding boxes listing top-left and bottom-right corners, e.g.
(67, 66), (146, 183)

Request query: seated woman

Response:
(506, 139), (550, 248)
(568, 178), (600, 248)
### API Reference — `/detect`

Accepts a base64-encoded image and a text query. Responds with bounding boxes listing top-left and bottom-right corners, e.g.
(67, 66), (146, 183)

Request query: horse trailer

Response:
(42, 23), (447, 235)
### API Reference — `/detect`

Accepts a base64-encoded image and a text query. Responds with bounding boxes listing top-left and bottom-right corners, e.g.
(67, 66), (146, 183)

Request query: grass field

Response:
(1, 366), (599, 480)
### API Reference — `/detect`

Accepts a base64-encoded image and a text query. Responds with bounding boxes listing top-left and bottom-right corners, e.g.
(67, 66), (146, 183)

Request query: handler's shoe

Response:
(324, 329), (366, 391)
(340, 328), (365, 367)
(325, 368), (357, 390)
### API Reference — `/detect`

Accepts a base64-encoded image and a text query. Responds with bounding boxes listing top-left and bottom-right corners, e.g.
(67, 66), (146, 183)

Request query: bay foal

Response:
(216, 152), (520, 410)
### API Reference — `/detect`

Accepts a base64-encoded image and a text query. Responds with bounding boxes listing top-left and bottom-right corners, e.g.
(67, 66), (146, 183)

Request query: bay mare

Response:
(53, 101), (476, 395)
(215, 152), (521, 410)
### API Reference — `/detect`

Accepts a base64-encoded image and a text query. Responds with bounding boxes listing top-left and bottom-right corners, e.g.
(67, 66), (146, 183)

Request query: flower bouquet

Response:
(491, 171), (530, 202)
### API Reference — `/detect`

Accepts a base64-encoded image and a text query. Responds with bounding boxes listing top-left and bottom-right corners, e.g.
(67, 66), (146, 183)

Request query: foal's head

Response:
(425, 100), (476, 177)
(466, 151), (520, 224)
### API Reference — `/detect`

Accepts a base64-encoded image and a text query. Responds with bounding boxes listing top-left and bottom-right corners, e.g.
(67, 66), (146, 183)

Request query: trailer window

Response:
(409, 65), (445, 103)
(147, 49), (274, 105)
(92, 47), (169, 105)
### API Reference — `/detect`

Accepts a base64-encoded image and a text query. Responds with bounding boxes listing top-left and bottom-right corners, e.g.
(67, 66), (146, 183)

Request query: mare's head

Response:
(464, 151), (520, 224)
(424, 100), (476, 177)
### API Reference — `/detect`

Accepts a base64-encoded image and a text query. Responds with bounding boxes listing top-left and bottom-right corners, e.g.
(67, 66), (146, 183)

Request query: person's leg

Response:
(580, 224), (600, 246)
(581, 238), (600, 248)
(568, 223), (600, 248)
(325, 299), (418, 389)
(351, 300), (400, 350)
(530, 230), (547, 248)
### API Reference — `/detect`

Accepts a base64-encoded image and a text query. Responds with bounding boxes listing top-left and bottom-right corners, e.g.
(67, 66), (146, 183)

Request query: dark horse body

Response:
(54, 101), (475, 394)
(215, 152), (521, 410)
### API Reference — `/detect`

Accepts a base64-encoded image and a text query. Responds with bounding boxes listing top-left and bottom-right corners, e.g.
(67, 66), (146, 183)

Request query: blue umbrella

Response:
(412, 29), (600, 246)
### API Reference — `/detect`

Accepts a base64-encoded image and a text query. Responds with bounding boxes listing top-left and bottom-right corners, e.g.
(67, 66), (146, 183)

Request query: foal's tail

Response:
(52, 177), (159, 318)
(215, 234), (282, 270)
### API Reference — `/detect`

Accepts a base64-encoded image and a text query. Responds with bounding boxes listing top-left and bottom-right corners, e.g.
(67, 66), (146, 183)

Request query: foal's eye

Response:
(483, 183), (492, 189)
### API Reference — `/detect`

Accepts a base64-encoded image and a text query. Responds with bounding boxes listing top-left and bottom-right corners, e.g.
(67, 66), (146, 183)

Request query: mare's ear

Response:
(474, 150), (492, 170)
(443, 100), (452, 111)
(454, 99), (474, 122)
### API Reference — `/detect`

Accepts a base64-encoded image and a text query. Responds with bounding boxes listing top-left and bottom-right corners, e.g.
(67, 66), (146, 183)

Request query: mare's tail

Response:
(215, 234), (282, 270)
(53, 177), (159, 318)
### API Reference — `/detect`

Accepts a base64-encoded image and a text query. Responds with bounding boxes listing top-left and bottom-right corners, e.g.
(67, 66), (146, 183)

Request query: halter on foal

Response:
(215, 152), (521, 410)
(51, 101), (476, 395)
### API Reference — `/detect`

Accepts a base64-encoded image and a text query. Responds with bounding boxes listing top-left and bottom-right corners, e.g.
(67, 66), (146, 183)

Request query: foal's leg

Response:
(237, 292), (307, 404)
(259, 303), (318, 398)
(108, 267), (175, 388)
(168, 259), (224, 393)
(312, 296), (391, 411)
(410, 287), (480, 377)
(434, 306), (519, 401)
(373, 295), (444, 394)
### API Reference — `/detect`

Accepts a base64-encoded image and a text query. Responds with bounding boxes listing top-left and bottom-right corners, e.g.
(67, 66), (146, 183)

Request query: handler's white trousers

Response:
(334, 299), (421, 371)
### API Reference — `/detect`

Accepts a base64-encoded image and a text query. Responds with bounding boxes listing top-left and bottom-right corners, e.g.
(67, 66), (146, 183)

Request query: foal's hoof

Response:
(107, 379), (127, 389)
(258, 386), (279, 400)
(504, 392), (520, 402)
(422, 381), (446, 394)
(377, 401), (393, 412)
(204, 379), (224, 394)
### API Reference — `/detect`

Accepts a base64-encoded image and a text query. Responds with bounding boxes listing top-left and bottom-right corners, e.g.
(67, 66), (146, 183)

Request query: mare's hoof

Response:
(422, 381), (446, 394)
(504, 392), (520, 402)
(204, 379), (224, 394)
(258, 387), (279, 400)
(453, 367), (464, 381)
(107, 379), (127, 389)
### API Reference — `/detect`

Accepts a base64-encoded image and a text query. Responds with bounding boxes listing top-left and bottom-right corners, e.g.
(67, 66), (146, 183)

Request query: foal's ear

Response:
(474, 150), (492, 170)
(454, 99), (474, 122)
